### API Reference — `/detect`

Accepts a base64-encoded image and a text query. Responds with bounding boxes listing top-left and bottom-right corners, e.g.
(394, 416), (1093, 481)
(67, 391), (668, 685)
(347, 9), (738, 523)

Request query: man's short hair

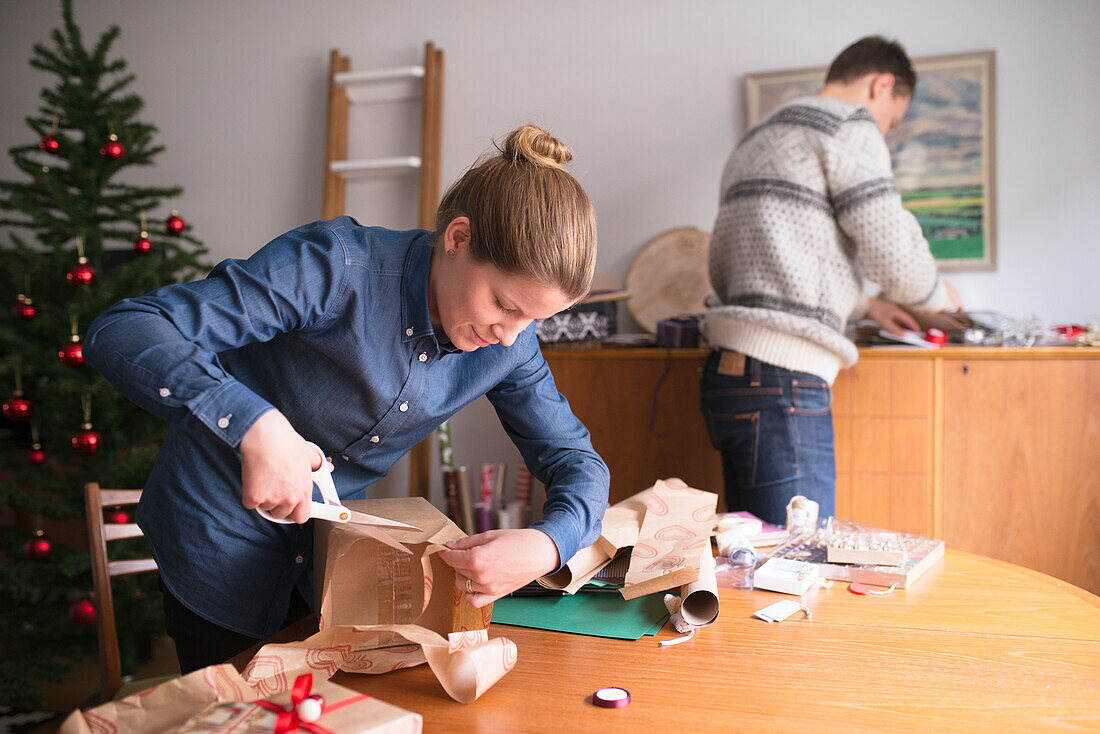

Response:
(825, 36), (916, 97)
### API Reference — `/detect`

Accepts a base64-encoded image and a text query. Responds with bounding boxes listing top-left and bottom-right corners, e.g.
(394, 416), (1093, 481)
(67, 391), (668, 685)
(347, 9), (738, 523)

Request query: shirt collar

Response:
(401, 231), (465, 359)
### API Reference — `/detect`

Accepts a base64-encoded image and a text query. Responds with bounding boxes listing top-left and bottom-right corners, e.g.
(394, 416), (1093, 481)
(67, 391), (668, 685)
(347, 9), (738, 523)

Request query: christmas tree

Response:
(0, 0), (207, 706)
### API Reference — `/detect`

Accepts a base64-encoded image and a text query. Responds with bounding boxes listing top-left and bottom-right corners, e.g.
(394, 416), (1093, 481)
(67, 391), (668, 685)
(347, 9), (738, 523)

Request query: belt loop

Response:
(749, 354), (760, 386)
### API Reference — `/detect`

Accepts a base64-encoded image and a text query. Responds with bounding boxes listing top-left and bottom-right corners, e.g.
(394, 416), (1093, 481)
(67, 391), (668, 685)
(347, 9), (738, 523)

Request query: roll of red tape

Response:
(924, 328), (947, 346)
(593, 687), (631, 708)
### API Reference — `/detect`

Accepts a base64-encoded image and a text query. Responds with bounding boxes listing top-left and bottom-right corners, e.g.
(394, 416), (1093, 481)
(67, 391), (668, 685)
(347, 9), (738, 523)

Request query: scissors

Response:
(256, 441), (418, 532)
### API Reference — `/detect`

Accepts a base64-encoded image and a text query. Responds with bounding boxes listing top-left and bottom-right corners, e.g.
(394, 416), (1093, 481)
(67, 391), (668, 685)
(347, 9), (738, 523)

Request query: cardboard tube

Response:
(678, 547), (719, 627)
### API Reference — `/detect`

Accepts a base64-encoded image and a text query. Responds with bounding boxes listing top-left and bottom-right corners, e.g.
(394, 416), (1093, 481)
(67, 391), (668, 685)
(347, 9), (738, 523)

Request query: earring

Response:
(447, 249), (455, 257)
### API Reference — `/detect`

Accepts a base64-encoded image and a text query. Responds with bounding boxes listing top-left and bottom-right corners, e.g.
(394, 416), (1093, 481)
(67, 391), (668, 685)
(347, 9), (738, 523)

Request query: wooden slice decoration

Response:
(624, 227), (714, 334)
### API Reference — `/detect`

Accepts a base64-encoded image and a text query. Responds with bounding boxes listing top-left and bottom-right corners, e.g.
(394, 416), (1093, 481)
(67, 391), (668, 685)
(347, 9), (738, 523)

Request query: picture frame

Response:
(743, 50), (997, 271)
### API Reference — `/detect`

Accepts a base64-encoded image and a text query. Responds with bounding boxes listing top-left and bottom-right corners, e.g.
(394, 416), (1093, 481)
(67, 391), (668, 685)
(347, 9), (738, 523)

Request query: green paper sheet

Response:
(491, 592), (670, 640)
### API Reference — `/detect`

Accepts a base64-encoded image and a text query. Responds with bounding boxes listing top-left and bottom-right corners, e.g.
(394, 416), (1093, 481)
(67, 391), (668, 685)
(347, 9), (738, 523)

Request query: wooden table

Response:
(232, 550), (1100, 732)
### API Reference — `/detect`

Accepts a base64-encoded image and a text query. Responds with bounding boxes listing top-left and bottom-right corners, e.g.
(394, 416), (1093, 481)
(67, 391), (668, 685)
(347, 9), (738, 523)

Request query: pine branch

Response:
(60, 0), (89, 68)
(97, 72), (136, 101)
(29, 43), (69, 76)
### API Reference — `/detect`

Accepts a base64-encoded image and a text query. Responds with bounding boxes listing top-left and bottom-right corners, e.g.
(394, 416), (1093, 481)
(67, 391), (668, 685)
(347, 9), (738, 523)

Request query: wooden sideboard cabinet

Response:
(542, 346), (1100, 595)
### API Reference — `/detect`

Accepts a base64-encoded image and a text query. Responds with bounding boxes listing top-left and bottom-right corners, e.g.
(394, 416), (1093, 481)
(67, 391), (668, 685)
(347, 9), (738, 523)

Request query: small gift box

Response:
(656, 315), (700, 348)
(177, 674), (421, 734)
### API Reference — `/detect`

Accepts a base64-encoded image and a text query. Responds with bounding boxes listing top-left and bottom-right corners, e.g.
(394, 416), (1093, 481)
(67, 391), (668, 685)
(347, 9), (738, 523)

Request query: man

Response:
(701, 36), (962, 526)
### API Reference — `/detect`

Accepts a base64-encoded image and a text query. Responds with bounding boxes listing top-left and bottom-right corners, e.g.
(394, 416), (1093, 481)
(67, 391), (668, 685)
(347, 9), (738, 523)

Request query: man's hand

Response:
(239, 410), (320, 524)
(942, 281), (964, 313)
(438, 528), (561, 608)
(866, 296), (920, 337)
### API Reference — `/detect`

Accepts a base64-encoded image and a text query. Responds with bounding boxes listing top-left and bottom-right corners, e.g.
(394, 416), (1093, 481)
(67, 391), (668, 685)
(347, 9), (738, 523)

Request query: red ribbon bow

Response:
(254, 674), (369, 734)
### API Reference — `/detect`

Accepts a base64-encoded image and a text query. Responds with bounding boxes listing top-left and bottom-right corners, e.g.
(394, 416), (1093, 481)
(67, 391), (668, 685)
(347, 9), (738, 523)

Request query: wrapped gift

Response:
(59, 664), (258, 734)
(178, 673), (420, 734)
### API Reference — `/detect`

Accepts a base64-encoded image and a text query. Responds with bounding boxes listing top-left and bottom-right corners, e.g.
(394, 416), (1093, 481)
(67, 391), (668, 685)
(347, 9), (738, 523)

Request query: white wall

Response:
(3, 1), (1098, 500)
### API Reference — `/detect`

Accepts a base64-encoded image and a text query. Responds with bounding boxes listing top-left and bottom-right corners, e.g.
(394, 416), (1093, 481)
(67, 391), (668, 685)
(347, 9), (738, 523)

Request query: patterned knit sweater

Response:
(705, 96), (947, 383)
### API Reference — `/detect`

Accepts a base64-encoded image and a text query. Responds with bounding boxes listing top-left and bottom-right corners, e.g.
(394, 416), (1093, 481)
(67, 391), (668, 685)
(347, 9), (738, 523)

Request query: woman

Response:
(84, 124), (609, 672)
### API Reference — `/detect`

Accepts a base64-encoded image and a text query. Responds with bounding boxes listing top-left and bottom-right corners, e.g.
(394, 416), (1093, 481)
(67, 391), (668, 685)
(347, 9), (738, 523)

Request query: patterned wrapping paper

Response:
(238, 496), (514, 704)
(58, 665), (259, 734)
(243, 626), (516, 705)
(621, 479), (716, 599)
(314, 497), (489, 640)
(538, 478), (717, 600)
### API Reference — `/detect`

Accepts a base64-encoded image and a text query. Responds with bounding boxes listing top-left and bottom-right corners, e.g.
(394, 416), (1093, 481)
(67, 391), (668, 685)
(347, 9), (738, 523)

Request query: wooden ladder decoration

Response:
(321, 42), (444, 499)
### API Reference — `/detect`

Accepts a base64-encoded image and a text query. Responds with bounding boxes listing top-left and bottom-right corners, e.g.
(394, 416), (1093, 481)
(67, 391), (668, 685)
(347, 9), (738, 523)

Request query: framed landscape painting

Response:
(743, 50), (997, 271)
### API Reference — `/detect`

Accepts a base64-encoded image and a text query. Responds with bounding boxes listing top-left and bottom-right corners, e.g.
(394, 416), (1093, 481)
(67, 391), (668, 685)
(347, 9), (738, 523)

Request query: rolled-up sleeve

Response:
(84, 220), (350, 448)
(486, 335), (610, 568)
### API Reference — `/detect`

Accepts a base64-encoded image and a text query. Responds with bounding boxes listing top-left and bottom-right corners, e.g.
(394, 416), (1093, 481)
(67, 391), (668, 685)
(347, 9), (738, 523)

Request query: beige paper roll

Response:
(678, 546), (719, 627)
(537, 542), (612, 593)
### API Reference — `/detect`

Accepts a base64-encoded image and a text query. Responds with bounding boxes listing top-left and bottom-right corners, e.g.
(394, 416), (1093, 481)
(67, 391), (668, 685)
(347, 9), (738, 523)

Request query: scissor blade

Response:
(344, 509), (419, 530)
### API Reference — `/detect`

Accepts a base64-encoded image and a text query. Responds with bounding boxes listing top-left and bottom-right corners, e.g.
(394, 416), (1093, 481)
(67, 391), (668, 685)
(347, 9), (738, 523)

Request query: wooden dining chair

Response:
(84, 482), (161, 702)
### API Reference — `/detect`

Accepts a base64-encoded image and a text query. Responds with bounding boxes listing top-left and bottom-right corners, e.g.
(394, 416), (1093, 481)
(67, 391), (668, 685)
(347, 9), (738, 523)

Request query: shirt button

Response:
(405, 328), (413, 336)
(418, 353), (427, 362)
(399, 402), (409, 412)
(217, 416), (231, 428)
(370, 435), (380, 443)
(295, 554), (304, 564)
(342, 455), (350, 461)
(159, 387), (171, 397)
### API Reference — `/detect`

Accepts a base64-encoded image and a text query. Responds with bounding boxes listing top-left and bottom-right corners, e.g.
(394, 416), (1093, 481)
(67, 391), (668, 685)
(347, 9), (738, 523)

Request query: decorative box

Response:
(536, 299), (617, 344)
(535, 289), (629, 345)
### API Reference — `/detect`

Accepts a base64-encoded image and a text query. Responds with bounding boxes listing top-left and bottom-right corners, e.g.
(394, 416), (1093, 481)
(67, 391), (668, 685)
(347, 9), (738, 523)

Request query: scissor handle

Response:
(256, 441), (336, 525)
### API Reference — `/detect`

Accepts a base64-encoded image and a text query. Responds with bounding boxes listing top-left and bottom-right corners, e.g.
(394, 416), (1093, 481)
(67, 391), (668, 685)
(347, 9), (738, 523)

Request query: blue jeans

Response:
(699, 349), (836, 526)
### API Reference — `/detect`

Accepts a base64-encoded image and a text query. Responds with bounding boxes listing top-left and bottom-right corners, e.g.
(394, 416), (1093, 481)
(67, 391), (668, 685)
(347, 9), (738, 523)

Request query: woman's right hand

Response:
(239, 410), (320, 524)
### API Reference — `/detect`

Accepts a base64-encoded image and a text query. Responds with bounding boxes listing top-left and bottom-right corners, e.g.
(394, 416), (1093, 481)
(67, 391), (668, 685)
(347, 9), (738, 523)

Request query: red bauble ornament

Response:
(104, 507), (130, 524)
(99, 133), (124, 160)
(25, 533), (53, 561)
(39, 134), (61, 153)
(66, 257), (97, 286)
(72, 423), (101, 454)
(11, 297), (37, 321)
(59, 336), (85, 367)
(133, 230), (153, 254)
(2, 393), (32, 421)
(164, 210), (185, 235)
(27, 443), (46, 466)
(70, 598), (97, 626)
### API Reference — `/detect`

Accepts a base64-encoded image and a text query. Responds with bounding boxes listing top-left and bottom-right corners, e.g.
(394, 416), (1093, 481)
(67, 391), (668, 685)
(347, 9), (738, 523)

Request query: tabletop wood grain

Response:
(232, 550), (1100, 733)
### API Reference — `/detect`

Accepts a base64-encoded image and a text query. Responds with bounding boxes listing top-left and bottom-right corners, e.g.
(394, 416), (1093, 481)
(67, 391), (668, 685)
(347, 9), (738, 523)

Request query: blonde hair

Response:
(435, 124), (597, 301)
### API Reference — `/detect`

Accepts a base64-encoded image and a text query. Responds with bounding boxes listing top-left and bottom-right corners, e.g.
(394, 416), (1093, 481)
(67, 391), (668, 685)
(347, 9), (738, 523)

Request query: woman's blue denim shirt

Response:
(84, 216), (609, 638)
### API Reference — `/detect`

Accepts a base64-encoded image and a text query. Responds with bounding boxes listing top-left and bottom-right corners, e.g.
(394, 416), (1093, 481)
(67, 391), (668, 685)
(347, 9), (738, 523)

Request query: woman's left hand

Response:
(438, 528), (561, 608)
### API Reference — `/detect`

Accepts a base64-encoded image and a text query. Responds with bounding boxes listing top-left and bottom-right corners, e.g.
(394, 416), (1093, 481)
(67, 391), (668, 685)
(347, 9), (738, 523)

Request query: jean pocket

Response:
(703, 407), (799, 488)
(791, 377), (831, 416)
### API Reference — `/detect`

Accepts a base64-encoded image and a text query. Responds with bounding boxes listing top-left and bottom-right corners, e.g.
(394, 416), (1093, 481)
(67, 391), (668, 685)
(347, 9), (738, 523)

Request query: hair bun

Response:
(501, 124), (573, 168)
